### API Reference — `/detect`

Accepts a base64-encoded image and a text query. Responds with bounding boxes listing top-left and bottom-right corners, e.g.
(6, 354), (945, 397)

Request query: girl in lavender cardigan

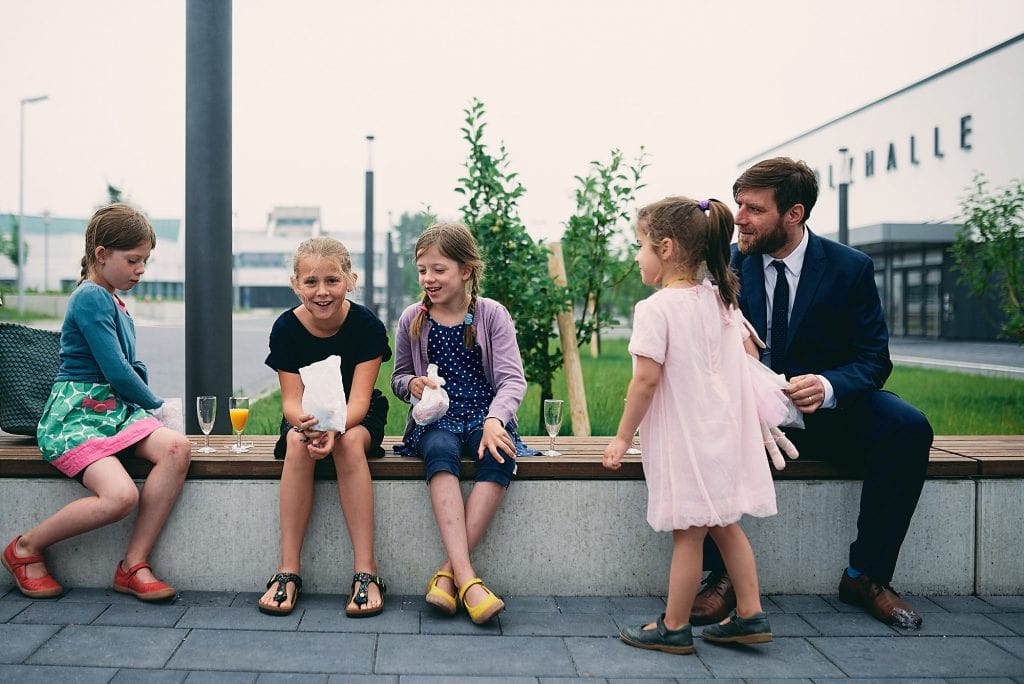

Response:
(391, 222), (530, 625)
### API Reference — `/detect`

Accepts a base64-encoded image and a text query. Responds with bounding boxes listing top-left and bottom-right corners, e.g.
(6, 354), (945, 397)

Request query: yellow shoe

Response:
(458, 577), (505, 624)
(425, 570), (458, 615)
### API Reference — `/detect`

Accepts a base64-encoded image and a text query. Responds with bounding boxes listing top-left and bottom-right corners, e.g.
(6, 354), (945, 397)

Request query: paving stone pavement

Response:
(1, 584), (1022, 682)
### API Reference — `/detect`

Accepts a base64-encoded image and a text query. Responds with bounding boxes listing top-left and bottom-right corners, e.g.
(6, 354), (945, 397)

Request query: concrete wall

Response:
(0, 478), (1012, 596)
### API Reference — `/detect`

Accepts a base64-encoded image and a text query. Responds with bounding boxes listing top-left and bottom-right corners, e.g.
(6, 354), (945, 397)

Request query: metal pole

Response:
(17, 95), (48, 314)
(42, 210), (50, 292)
(837, 146), (850, 246)
(364, 135), (375, 314)
(185, 0), (233, 433)
(385, 230), (395, 326)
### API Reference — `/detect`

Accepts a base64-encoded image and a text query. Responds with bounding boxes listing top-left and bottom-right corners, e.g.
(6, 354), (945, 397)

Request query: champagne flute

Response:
(196, 395), (217, 453)
(229, 396), (251, 454)
(624, 398), (641, 455)
(543, 399), (563, 457)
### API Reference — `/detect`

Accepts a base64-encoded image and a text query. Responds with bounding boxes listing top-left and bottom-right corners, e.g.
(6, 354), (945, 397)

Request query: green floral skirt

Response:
(37, 381), (161, 478)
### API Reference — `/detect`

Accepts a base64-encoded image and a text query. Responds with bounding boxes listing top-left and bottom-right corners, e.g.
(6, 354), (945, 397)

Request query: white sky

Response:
(2, 0), (1023, 245)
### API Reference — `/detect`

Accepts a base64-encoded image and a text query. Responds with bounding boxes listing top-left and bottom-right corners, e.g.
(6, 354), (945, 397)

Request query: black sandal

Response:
(258, 572), (302, 615)
(346, 571), (386, 618)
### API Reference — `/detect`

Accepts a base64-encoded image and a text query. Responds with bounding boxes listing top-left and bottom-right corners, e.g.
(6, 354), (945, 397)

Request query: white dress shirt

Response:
(761, 228), (837, 409)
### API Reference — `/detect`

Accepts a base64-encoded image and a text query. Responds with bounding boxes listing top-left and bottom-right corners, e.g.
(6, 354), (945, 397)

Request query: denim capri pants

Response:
(417, 424), (517, 488)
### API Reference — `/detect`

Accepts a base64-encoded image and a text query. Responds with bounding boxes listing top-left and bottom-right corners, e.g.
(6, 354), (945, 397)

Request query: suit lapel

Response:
(788, 230), (827, 348)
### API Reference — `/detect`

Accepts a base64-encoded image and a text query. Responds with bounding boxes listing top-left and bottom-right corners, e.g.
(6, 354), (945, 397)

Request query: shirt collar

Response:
(762, 226), (809, 278)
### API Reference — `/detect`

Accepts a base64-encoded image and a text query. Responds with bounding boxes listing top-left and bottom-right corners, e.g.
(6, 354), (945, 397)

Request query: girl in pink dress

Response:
(604, 196), (777, 654)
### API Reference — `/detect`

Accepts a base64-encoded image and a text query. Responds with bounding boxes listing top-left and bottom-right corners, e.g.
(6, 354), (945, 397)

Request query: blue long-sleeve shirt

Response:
(54, 280), (163, 410)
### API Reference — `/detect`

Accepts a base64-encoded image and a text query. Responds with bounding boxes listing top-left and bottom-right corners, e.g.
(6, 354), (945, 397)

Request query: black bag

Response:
(0, 323), (61, 437)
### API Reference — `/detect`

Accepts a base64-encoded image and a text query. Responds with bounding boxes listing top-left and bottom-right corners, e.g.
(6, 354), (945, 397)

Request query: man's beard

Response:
(738, 217), (788, 255)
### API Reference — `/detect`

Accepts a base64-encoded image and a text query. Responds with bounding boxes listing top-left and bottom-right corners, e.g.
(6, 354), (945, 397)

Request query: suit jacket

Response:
(730, 229), (893, 406)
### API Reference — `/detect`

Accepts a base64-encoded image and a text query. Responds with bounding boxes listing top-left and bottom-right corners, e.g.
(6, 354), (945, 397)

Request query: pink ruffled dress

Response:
(629, 282), (778, 532)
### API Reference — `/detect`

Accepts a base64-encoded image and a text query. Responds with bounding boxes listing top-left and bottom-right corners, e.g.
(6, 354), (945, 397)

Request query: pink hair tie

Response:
(418, 304), (428, 313)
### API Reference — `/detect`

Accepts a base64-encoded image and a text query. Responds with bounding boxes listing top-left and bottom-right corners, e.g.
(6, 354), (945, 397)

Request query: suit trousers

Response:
(703, 389), (933, 584)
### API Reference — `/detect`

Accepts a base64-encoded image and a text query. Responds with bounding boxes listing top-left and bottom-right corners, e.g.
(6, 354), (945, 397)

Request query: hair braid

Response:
(463, 276), (480, 348)
(410, 293), (431, 340)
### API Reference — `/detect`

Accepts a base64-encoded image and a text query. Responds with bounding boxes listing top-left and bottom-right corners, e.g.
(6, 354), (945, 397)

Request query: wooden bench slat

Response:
(5, 434), (1021, 479)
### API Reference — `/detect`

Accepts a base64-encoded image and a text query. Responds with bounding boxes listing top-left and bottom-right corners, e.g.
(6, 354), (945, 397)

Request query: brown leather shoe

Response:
(690, 571), (736, 626)
(837, 571), (922, 630)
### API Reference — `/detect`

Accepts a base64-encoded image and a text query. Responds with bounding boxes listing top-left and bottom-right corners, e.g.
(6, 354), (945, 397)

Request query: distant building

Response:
(739, 33), (1023, 340)
(0, 212), (184, 299)
(232, 205), (389, 311)
(0, 205), (391, 318)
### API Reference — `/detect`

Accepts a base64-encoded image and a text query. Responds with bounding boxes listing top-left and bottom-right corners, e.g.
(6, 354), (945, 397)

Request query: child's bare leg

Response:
(707, 523), (763, 618)
(453, 481), (504, 608)
(16, 457), (140, 579)
(429, 472), (471, 595)
(259, 431), (315, 610)
(333, 428), (381, 613)
(124, 428), (191, 583)
(662, 526), (707, 630)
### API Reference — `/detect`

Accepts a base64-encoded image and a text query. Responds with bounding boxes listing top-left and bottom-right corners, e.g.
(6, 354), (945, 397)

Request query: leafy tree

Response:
(0, 215), (28, 268)
(951, 173), (1024, 343)
(603, 257), (654, 321)
(561, 148), (647, 354)
(455, 98), (566, 429)
(107, 183), (125, 205)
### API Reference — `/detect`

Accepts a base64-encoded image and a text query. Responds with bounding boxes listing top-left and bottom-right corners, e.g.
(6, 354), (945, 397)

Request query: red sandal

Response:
(2, 536), (63, 598)
(113, 561), (177, 601)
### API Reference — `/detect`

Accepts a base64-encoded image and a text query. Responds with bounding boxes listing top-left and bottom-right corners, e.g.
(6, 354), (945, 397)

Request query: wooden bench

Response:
(3, 434), (1019, 480)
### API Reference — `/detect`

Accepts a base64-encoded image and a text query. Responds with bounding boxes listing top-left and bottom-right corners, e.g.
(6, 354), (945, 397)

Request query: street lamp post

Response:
(17, 94), (50, 314)
(42, 210), (50, 292)
(364, 134), (375, 314)
(837, 146), (851, 246)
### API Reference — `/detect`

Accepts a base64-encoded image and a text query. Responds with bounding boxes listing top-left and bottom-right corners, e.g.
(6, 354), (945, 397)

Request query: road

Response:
(135, 312), (281, 403)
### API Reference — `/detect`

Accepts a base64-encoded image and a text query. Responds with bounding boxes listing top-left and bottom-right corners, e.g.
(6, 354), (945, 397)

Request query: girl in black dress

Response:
(258, 237), (391, 617)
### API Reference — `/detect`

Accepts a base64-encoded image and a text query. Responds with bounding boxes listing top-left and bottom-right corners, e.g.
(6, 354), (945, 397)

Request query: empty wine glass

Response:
(196, 395), (217, 453)
(229, 396), (251, 454)
(543, 399), (563, 457)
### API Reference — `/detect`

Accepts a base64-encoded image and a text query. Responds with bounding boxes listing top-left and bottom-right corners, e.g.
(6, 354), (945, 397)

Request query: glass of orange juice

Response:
(228, 396), (250, 453)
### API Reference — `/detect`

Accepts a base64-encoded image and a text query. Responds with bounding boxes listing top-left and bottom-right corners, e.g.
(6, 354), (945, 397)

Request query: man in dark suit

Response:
(691, 157), (933, 630)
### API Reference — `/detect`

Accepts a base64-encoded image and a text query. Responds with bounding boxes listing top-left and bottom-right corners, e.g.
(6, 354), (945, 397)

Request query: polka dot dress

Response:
(398, 315), (526, 455)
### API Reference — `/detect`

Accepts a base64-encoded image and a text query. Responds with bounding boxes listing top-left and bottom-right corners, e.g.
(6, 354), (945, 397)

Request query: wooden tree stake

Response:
(548, 242), (591, 436)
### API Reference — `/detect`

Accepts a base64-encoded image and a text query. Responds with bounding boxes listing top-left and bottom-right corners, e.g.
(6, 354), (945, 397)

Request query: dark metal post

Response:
(385, 230), (395, 326)
(364, 135), (375, 314)
(837, 146), (850, 246)
(185, 0), (233, 433)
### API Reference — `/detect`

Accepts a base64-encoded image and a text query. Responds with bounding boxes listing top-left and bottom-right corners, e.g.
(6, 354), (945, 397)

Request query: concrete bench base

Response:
(2, 477), (1018, 596)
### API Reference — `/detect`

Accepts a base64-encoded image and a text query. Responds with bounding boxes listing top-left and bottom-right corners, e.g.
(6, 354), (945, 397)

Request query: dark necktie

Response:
(770, 260), (789, 373)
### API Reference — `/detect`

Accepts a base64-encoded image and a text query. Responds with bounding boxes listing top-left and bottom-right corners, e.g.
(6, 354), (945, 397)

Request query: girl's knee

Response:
(333, 431), (370, 474)
(167, 435), (192, 472)
(103, 484), (140, 520)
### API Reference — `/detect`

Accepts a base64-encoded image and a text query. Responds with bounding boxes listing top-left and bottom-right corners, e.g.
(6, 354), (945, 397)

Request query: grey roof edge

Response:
(817, 222), (963, 246)
(739, 32), (1024, 166)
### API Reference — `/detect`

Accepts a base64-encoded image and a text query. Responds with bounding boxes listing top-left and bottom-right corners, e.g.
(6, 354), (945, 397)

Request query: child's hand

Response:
(295, 414), (320, 432)
(478, 417), (516, 464)
(408, 375), (439, 400)
(305, 430), (334, 460)
(603, 437), (629, 470)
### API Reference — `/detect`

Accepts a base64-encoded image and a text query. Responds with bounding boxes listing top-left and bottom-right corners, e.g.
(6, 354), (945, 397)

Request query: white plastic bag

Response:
(299, 355), (347, 433)
(152, 397), (184, 433)
(411, 363), (449, 426)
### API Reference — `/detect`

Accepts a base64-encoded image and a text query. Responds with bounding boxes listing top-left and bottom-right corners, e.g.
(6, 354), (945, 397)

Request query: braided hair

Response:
(409, 221), (485, 349)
